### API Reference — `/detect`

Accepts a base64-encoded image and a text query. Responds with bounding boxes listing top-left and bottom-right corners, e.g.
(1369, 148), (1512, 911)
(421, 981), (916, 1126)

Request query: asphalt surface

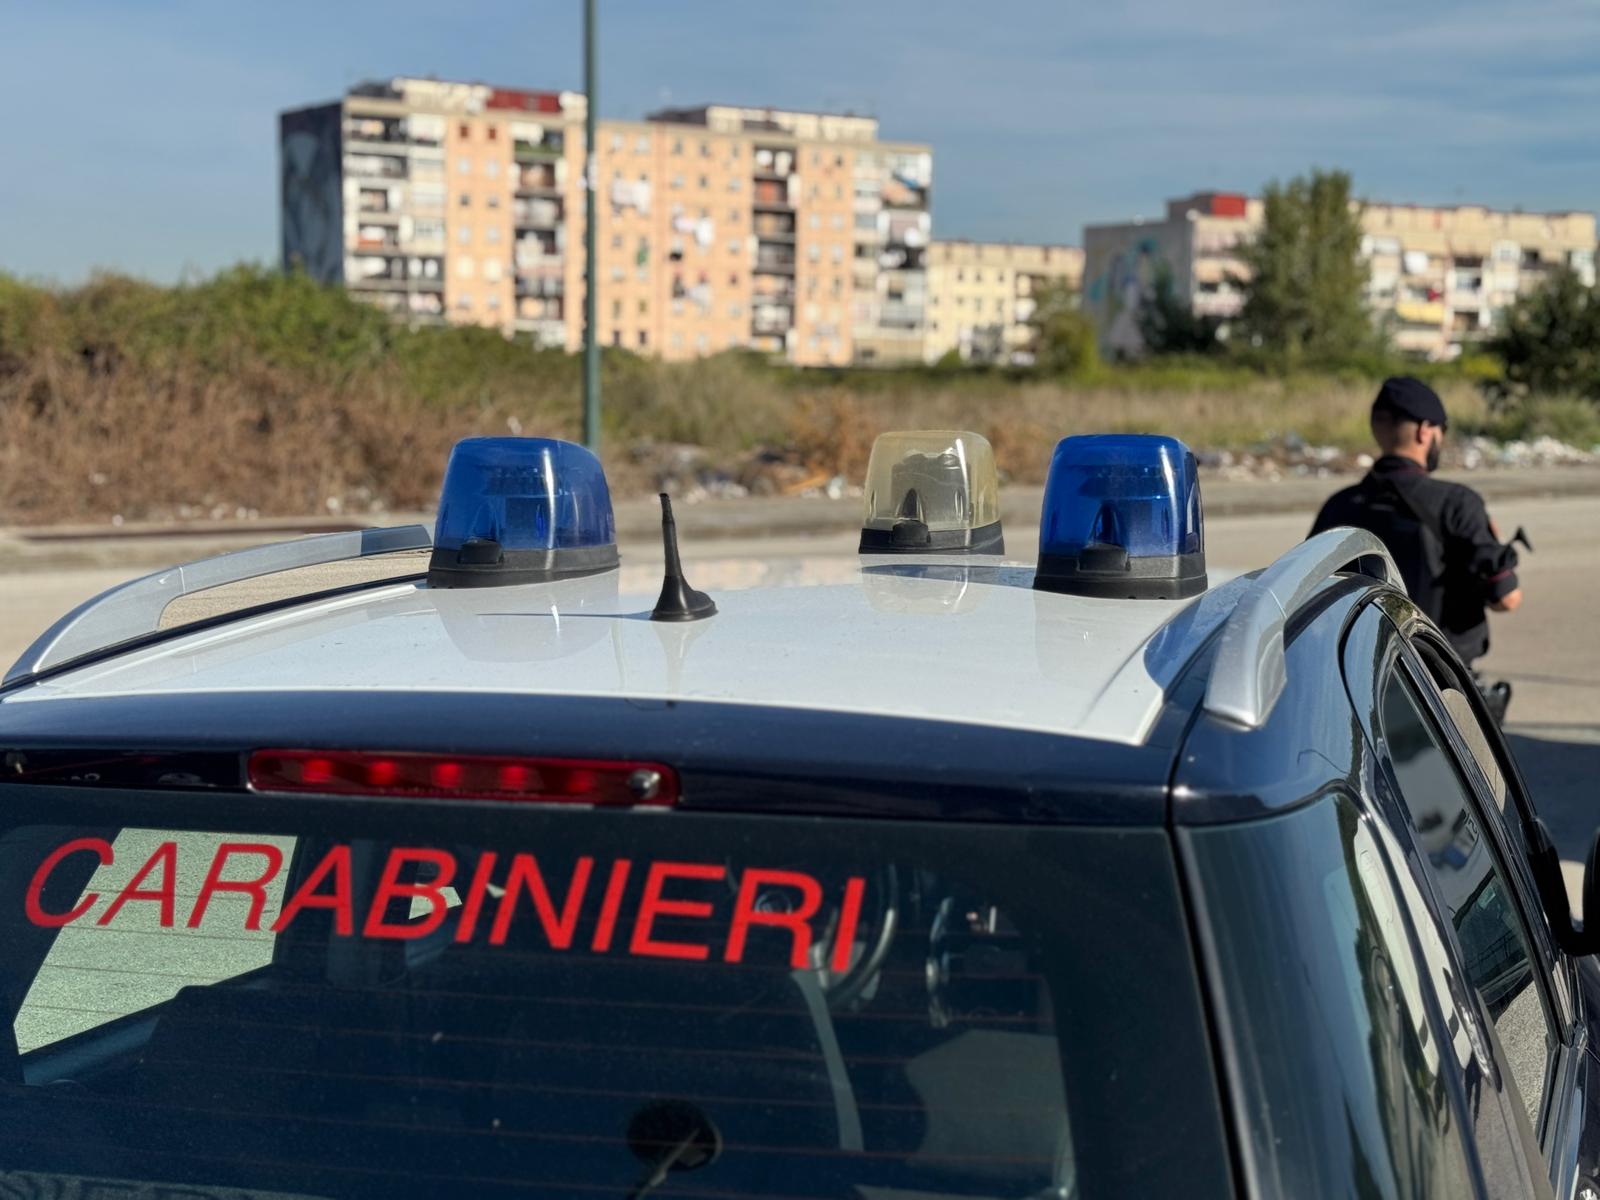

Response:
(2, 488), (1598, 1051)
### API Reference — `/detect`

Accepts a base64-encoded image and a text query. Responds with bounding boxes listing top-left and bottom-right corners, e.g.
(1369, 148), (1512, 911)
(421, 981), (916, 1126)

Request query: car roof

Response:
(8, 556), (1252, 748)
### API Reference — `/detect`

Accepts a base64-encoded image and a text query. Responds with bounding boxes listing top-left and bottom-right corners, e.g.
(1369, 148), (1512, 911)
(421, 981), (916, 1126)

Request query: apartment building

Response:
(924, 240), (1084, 364)
(280, 80), (932, 366)
(1083, 191), (1598, 360)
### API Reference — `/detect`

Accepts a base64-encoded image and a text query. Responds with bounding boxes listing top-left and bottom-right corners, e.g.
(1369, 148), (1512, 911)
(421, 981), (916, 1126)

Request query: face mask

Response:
(1425, 436), (1442, 473)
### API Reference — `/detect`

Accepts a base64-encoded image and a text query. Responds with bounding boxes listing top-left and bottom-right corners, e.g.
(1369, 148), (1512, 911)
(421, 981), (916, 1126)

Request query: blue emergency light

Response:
(1033, 434), (1207, 599)
(427, 437), (618, 588)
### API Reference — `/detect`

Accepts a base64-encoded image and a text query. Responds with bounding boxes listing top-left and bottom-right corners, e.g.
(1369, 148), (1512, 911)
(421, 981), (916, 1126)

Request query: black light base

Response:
(1033, 546), (1207, 599)
(427, 539), (619, 588)
(858, 520), (1005, 556)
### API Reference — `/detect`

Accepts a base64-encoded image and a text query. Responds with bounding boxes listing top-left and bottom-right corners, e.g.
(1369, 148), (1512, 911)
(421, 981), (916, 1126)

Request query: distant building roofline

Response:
(932, 237), (1082, 251)
(646, 102), (878, 124)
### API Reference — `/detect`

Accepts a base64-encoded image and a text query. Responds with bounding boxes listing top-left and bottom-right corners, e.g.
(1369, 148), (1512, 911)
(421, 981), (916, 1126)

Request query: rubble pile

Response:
(1197, 432), (1598, 481)
(626, 443), (860, 504)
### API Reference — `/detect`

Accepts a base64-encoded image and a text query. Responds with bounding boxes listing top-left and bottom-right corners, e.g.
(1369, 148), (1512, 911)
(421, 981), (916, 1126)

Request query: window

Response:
(1187, 793), (1476, 1196)
(457, 158), (471, 175)
(612, 300), (622, 319)
(611, 330), (622, 347)
(483, 260), (503, 283)
(638, 299), (648, 315)
(458, 194), (471, 208)
(698, 176), (709, 190)
(671, 139), (683, 155)
(484, 161), (499, 180)
(609, 133), (622, 153)
(485, 227), (500, 244)
(456, 256), (474, 278)
(0, 799), (1228, 1197)
(611, 234), (623, 249)
(699, 141), (711, 158)
(486, 194), (500, 209)
(458, 122), (470, 139)
(487, 126), (498, 142)
(1380, 668), (1555, 1126)
(456, 227), (471, 245)
(637, 329), (648, 347)
(636, 134), (650, 153)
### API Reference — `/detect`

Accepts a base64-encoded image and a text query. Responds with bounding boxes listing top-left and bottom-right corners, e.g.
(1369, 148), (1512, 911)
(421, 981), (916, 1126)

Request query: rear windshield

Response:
(0, 787), (1226, 1199)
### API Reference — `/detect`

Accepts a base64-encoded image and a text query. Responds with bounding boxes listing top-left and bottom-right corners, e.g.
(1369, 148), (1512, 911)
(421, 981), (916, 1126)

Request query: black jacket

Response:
(1311, 457), (1519, 662)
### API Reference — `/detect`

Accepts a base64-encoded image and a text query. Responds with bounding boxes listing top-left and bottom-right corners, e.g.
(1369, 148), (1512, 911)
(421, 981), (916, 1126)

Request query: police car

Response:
(1, 431), (1597, 1200)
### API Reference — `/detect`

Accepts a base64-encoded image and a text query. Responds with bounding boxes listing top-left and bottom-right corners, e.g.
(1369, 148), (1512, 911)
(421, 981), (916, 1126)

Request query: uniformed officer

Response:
(1311, 376), (1522, 665)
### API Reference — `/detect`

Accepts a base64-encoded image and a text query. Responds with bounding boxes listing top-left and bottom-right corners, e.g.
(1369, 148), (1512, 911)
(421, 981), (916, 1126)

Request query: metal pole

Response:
(581, 0), (601, 451)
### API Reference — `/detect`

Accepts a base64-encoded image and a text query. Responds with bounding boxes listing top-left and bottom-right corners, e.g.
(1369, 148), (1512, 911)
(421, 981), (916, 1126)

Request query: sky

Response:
(2, 0), (1597, 283)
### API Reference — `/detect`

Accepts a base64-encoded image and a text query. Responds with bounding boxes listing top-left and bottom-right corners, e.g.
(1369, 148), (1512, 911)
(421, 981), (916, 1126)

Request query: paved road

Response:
(3, 496), (1598, 859)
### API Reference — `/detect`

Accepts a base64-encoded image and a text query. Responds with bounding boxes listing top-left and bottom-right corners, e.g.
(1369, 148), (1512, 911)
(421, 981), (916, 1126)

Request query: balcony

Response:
(343, 116), (406, 150)
(514, 139), (565, 163)
(878, 300), (925, 329)
(353, 227), (402, 252)
(754, 249), (796, 275)
(345, 153), (407, 181)
(754, 213), (797, 241)
(752, 180), (792, 211)
(516, 162), (563, 194)
(752, 283), (796, 306)
(515, 272), (565, 298)
(513, 197), (563, 229)
(752, 307), (793, 335)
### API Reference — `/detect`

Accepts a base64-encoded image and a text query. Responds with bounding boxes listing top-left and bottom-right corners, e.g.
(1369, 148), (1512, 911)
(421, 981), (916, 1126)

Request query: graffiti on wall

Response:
(280, 105), (344, 284)
(1083, 236), (1168, 358)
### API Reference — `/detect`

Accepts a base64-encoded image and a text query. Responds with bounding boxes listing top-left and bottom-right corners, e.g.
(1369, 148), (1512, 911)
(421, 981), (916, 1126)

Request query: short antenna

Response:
(651, 494), (717, 622)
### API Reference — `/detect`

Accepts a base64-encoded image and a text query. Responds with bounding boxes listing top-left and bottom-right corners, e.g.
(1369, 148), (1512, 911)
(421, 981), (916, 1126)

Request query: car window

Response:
(1381, 669), (1555, 1128)
(1185, 791), (1476, 1199)
(0, 794), (1232, 1200)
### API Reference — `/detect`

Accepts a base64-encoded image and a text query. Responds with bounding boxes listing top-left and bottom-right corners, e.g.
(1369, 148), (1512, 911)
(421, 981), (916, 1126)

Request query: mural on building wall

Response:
(280, 105), (344, 283)
(1084, 236), (1166, 358)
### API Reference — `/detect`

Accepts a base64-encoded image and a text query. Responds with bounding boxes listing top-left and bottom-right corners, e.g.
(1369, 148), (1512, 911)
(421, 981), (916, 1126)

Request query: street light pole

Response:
(581, 0), (601, 451)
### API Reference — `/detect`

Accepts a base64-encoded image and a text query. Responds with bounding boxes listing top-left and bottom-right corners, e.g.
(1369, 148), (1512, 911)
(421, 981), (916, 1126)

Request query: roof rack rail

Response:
(1203, 527), (1400, 730)
(5, 524), (431, 685)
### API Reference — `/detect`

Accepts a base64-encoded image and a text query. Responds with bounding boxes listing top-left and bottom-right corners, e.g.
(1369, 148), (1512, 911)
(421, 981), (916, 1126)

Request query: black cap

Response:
(1373, 376), (1448, 429)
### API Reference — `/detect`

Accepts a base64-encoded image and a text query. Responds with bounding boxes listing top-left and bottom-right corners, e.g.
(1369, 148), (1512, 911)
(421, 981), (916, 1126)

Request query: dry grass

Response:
(782, 378), (1489, 484)
(0, 350), (1492, 525)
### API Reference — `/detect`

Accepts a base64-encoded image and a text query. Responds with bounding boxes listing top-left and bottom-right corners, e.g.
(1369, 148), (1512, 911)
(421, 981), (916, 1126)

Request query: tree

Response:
(1137, 263), (1224, 356)
(1236, 169), (1371, 365)
(1025, 279), (1098, 375)
(1484, 266), (1600, 403)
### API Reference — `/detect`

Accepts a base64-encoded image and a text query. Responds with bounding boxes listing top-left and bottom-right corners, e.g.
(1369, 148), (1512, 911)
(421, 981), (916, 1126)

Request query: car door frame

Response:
(1352, 591), (1585, 1195)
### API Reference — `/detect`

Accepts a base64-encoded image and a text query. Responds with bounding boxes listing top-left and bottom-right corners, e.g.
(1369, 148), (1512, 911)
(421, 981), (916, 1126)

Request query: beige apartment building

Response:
(280, 79), (932, 366)
(924, 240), (1084, 364)
(1083, 191), (1597, 360)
